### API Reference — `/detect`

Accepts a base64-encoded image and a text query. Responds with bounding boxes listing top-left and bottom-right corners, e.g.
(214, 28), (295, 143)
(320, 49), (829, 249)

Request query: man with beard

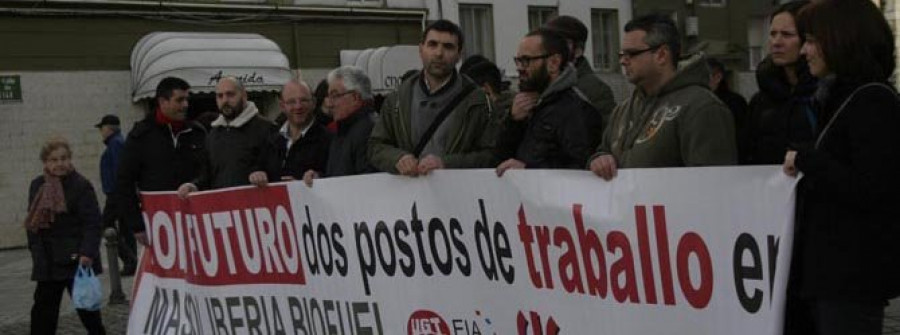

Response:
(589, 15), (736, 180)
(178, 77), (276, 196)
(494, 29), (603, 176)
(544, 15), (617, 125)
(249, 79), (331, 187)
(368, 19), (496, 176)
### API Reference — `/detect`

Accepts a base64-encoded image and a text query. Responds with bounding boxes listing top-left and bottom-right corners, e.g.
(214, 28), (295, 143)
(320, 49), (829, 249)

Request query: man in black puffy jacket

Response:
(115, 77), (207, 245)
(495, 29), (602, 176)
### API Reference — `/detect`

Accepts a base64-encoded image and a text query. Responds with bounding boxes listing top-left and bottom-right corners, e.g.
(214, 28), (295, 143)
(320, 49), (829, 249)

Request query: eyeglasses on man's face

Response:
(513, 54), (551, 67)
(283, 97), (315, 107)
(618, 46), (661, 60)
(326, 91), (355, 101)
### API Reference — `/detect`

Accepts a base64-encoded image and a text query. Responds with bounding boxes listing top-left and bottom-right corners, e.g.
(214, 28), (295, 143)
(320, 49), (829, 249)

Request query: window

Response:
(591, 9), (619, 72)
(528, 6), (558, 31)
(697, 0), (726, 7)
(459, 4), (495, 61)
(747, 17), (766, 70)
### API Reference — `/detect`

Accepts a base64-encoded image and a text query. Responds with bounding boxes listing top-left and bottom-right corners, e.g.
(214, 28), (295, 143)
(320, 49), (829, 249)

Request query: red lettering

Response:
(517, 206), (543, 289)
(635, 206), (658, 304)
(677, 232), (714, 309)
(653, 205), (676, 305)
(574, 205), (608, 298)
(554, 226), (584, 293)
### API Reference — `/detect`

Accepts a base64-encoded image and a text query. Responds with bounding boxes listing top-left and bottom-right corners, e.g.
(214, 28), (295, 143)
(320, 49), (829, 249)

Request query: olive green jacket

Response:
(591, 54), (737, 168)
(368, 72), (497, 173)
(574, 57), (617, 125)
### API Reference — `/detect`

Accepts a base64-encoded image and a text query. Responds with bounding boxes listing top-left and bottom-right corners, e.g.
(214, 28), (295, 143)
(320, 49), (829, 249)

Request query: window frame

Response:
(591, 9), (620, 73)
(527, 6), (559, 32)
(458, 3), (496, 61)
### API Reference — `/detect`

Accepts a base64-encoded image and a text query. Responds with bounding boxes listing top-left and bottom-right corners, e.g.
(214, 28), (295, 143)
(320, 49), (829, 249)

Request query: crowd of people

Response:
(22, 0), (899, 334)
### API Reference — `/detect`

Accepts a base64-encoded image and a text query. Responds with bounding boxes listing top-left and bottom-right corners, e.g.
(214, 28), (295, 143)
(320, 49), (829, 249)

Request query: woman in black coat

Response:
(744, 0), (817, 165)
(26, 137), (106, 334)
(782, 1), (900, 334)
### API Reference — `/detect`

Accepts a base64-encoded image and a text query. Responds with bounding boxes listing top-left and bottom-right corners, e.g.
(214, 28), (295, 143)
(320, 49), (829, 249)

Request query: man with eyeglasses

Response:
(369, 19), (496, 176)
(178, 77), (276, 196)
(250, 79), (332, 187)
(589, 14), (737, 180)
(302, 66), (376, 186)
(495, 29), (603, 176)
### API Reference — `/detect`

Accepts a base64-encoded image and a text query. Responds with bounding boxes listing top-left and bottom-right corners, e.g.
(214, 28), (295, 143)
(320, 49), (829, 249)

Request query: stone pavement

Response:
(0, 247), (897, 334)
(0, 246), (134, 335)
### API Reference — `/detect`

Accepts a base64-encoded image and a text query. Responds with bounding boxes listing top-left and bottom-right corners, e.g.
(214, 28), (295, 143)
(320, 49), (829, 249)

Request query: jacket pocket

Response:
(51, 238), (80, 266)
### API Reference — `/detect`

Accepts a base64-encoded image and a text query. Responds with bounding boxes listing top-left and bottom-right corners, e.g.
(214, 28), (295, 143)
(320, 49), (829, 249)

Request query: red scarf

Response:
(24, 169), (67, 232)
(155, 108), (185, 133)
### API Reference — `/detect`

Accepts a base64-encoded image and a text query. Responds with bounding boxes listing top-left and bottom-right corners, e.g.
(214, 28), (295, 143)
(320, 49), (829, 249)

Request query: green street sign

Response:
(0, 75), (22, 103)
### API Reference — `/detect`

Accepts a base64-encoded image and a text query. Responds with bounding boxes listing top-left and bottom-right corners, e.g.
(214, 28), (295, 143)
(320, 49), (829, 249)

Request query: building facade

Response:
(0, 0), (631, 248)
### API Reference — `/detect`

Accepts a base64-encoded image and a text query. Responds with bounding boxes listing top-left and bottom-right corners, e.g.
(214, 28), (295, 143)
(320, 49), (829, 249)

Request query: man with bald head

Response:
(250, 79), (332, 186)
(179, 77), (276, 196)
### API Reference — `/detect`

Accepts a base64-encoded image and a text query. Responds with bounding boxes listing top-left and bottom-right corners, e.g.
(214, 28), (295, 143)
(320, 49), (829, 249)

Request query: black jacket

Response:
(259, 122), (332, 181)
(745, 57), (818, 164)
(793, 79), (900, 301)
(327, 107), (376, 177)
(115, 117), (207, 233)
(497, 66), (603, 169)
(27, 171), (103, 281)
(715, 88), (749, 158)
(200, 109), (276, 189)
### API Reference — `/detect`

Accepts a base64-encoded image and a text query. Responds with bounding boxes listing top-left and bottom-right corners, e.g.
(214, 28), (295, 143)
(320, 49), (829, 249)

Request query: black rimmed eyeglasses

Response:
(513, 54), (551, 67)
(618, 46), (661, 59)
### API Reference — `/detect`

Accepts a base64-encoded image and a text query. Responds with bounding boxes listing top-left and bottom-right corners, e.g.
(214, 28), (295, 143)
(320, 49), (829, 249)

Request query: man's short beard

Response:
(518, 65), (550, 93)
(220, 101), (245, 120)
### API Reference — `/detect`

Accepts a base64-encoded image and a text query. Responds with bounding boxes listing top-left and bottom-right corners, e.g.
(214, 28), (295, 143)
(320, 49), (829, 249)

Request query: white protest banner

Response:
(128, 167), (797, 335)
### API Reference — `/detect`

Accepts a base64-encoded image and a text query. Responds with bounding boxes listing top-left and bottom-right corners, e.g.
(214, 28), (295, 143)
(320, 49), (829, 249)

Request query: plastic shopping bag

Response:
(72, 266), (102, 311)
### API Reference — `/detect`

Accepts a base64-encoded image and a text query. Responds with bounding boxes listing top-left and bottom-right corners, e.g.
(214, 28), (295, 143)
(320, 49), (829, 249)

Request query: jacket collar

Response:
(103, 130), (122, 145)
(755, 55), (818, 101)
(418, 70), (459, 97)
(211, 101), (259, 128)
(537, 65), (579, 103)
(337, 105), (372, 134)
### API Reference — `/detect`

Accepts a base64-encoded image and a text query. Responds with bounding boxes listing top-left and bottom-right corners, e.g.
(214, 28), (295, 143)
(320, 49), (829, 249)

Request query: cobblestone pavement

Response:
(0, 246), (134, 334)
(0, 247), (897, 334)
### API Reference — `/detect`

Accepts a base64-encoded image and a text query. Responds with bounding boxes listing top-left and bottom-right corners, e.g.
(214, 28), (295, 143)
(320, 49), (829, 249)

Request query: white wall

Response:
(424, 0), (631, 79)
(0, 71), (287, 249)
(0, 71), (144, 248)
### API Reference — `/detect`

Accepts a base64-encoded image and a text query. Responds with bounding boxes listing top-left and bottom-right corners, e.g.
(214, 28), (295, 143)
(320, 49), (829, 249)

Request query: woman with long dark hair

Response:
(782, 0), (900, 334)
(26, 137), (106, 334)
(744, 0), (817, 165)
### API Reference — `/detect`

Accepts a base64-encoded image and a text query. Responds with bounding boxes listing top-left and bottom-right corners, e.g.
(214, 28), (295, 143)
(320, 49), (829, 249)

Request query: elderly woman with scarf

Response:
(26, 137), (106, 335)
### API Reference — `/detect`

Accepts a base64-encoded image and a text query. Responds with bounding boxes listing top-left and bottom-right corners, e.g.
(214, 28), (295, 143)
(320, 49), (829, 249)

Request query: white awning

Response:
(130, 32), (292, 101)
(341, 45), (421, 94)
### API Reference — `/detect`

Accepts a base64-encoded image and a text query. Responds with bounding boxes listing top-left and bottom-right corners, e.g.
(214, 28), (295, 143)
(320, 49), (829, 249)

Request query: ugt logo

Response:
(408, 310), (451, 335)
(517, 311), (560, 335)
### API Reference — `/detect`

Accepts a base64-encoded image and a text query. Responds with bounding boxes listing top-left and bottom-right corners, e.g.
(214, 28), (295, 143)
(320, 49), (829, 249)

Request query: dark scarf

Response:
(24, 169), (67, 232)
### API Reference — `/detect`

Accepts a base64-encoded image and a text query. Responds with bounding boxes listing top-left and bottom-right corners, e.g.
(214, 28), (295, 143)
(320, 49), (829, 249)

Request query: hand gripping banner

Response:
(129, 167), (797, 335)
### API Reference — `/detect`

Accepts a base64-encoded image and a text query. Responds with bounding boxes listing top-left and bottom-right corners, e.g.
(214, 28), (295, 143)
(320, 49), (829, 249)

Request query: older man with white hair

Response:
(303, 66), (376, 186)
